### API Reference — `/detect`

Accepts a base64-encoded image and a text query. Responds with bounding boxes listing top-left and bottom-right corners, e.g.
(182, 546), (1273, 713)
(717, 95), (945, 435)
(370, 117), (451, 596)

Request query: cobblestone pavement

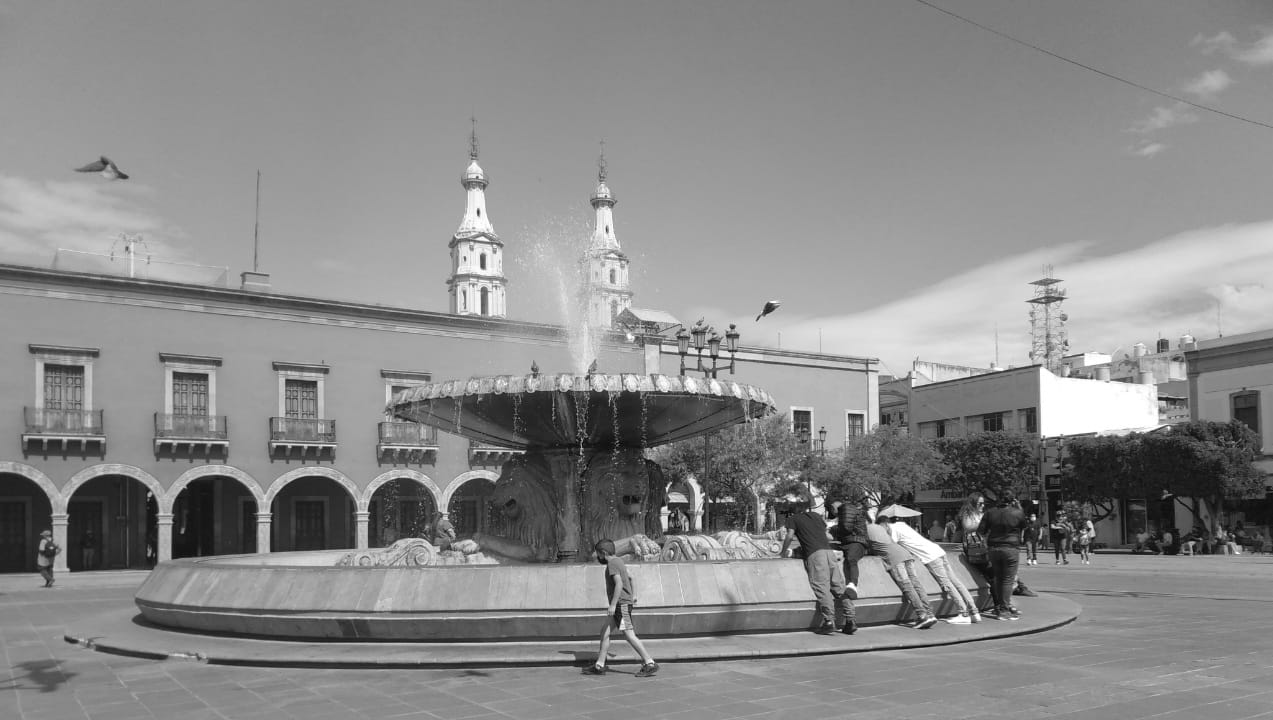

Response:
(4, 554), (1273, 720)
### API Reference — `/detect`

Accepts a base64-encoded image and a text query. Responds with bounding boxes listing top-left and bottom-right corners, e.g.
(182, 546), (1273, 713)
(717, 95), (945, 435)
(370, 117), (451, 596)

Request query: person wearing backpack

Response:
(36, 529), (60, 588)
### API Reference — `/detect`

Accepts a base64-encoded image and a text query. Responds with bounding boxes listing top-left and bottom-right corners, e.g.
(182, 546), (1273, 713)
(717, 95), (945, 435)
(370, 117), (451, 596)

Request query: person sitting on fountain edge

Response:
(582, 539), (659, 678)
(781, 494), (850, 635)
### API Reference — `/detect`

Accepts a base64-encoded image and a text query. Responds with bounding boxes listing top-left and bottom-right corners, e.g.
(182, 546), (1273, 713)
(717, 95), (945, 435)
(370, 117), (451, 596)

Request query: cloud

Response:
(1127, 104), (1198, 134)
(759, 220), (1273, 377)
(1192, 29), (1273, 66)
(1129, 141), (1165, 158)
(1182, 69), (1233, 98)
(0, 174), (214, 282)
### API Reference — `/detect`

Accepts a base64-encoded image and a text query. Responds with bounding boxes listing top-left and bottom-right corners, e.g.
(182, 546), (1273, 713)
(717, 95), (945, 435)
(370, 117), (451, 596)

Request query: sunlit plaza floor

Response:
(4, 552), (1273, 720)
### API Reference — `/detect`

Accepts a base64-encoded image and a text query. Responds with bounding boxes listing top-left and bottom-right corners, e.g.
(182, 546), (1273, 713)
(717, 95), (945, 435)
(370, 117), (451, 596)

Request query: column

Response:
(51, 512), (69, 573)
(354, 511), (370, 550)
(686, 509), (702, 534)
(255, 512), (272, 553)
(156, 512), (174, 563)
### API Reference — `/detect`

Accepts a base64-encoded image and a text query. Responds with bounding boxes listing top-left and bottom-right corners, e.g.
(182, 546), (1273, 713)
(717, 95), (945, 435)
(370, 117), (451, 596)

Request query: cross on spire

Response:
(598, 139), (607, 183)
(469, 116), (479, 160)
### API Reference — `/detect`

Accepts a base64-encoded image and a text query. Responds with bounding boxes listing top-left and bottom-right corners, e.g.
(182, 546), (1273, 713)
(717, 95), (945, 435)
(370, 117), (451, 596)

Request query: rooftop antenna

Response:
(253, 170), (261, 273)
(1027, 264), (1068, 373)
(1216, 299), (1223, 338)
(111, 233), (150, 278)
(994, 322), (1000, 368)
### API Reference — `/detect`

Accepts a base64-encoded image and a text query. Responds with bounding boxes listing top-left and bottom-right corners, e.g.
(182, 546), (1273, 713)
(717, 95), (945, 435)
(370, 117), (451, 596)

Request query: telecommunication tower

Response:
(1027, 266), (1068, 372)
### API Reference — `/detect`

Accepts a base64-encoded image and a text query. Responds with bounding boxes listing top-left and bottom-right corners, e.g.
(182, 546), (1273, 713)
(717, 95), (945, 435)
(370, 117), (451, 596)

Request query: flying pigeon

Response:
(755, 300), (782, 322)
(74, 156), (129, 180)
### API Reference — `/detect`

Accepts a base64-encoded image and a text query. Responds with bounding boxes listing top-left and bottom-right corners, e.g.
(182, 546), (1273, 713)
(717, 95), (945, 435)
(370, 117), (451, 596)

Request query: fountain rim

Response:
(387, 372), (775, 407)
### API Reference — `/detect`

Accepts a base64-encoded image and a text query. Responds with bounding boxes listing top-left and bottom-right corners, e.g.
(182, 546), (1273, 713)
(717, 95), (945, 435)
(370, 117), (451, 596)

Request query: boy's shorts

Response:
(611, 603), (635, 631)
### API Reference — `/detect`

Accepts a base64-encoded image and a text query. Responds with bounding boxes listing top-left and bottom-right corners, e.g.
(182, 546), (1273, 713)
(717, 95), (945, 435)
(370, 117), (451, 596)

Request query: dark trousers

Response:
(987, 546), (1020, 612)
(842, 541), (867, 586)
(38, 565), (53, 586)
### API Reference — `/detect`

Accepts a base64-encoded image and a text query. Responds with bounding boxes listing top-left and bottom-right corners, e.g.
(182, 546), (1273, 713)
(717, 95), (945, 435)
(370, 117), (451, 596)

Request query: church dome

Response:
(462, 159), (487, 185)
(591, 180), (613, 203)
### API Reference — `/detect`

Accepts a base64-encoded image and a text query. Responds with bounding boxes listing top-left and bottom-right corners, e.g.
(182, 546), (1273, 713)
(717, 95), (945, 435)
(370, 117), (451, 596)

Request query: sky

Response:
(2, 0), (1273, 379)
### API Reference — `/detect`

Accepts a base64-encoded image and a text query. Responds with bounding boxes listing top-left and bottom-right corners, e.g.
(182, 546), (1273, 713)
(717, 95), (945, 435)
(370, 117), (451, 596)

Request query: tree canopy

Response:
(820, 425), (946, 508)
(934, 431), (1038, 501)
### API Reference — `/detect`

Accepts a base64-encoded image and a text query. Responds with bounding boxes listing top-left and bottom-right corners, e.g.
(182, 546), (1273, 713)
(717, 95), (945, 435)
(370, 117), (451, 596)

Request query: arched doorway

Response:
(66, 475), (157, 570)
(369, 479), (437, 546)
(0, 473), (55, 573)
(447, 477), (497, 539)
(171, 476), (260, 558)
(269, 474), (356, 552)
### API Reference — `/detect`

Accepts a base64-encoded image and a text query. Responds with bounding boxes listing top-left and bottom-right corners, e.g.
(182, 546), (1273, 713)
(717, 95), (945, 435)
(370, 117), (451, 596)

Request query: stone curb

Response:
(64, 594), (1079, 669)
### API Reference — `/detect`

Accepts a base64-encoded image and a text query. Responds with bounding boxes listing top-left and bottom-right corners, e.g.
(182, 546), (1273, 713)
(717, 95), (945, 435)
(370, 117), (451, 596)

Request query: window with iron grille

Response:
(846, 412), (866, 437)
(285, 379), (319, 419)
(173, 372), (209, 416)
(1233, 392), (1259, 434)
(44, 364), (84, 411)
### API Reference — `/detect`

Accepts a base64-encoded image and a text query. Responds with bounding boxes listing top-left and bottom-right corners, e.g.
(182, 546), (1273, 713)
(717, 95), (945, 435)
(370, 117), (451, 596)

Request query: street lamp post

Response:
(677, 320), (741, 533)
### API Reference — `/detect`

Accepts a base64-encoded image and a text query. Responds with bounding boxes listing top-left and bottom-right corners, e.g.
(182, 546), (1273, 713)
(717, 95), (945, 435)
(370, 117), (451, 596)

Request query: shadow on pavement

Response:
(0, 659), (77, 693)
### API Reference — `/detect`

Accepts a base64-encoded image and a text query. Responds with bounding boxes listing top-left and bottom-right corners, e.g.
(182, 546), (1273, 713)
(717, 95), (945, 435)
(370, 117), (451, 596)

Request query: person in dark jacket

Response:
(977, 494), (1028, 620)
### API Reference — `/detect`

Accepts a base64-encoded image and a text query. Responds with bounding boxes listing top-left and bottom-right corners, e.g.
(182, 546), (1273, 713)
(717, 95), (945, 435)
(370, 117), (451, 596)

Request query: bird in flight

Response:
(74, 156), (129, 180)
(755, 300), (782, 321)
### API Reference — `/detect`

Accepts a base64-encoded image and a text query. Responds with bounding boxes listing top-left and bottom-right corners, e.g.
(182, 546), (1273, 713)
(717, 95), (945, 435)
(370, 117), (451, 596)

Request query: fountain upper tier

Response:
(389, 372), (775, 450)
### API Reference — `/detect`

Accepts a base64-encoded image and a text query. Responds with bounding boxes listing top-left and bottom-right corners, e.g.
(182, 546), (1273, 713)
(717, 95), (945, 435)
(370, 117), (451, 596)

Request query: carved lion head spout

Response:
(581, 449), (666, 550)
(488, 455), (560, 559)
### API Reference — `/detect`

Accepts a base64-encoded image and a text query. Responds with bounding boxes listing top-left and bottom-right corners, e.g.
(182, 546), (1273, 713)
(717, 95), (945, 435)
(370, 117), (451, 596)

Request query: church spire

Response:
(584, 141), (631, 329)
(447, 118), (506, 318)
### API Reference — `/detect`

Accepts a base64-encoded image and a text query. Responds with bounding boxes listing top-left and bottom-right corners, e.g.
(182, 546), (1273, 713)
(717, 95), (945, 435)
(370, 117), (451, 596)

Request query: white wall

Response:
(1039, 372), (1159, 437)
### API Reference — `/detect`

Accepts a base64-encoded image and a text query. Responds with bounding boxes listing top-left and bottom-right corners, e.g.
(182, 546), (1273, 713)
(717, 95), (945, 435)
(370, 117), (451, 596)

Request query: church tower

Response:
(448, 121), (507, 318)
(582, 145), (632, 329)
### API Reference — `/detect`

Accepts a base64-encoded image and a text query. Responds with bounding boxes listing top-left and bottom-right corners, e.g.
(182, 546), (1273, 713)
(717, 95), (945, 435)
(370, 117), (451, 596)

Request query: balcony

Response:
(377, 421), (439, 463)
(469, 440), (524, 466)
(269, 417), (337, 458)
(22, 407), (106, 453)
(154, 413), (229, 455)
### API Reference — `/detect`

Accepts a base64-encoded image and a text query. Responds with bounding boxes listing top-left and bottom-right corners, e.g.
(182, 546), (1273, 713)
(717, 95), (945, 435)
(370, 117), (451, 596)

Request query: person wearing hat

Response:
(36, 529), (59, 588)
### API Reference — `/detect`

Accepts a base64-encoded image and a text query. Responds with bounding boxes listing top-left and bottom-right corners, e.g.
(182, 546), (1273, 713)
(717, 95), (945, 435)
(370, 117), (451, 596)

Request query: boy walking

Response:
(583, 539), (659, 678)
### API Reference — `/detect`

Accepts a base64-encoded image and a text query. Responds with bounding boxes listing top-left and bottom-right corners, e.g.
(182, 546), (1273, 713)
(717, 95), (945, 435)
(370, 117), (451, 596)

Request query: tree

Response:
(934, 431), (1038, 502)
(1058, 435), (1142, 523)
(1140, 420), (1263, 533)
(821, 425), (946, 508)
(649, 413), (805, 532)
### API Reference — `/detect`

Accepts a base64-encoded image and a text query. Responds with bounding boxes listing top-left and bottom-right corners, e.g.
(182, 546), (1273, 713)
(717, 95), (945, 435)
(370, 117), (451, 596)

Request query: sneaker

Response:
(845, 582), (859, 600)
(982, 608), (1001, 620)
(581, 664), (607, 676)
(945, 614), (973, 625)
(635, 662), (659, 678)
(813, 624), (836, 635)
(970, 612), (982, 624)
(914, 616), (937, 630)
(841, 621), (858, 635)
(1004, 606), (1021, 621)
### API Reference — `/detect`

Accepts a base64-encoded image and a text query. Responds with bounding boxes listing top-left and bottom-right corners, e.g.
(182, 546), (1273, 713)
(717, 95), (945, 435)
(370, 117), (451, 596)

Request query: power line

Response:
(913, 0), (1273, 132)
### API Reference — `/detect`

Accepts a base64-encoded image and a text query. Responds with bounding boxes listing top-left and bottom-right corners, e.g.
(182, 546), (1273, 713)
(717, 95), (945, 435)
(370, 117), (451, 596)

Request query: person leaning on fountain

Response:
(866, 514), (938, 629)
(882, 511), (979, 624)
(780, 494), (850, 635)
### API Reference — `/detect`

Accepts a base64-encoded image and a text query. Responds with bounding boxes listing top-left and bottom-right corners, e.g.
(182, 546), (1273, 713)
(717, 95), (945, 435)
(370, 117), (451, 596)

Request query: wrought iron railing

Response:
(24, 407), (104, 435)
(378, 422), (438, 446)
(269, 417), (336, 443)
(154, 413), (228, 439)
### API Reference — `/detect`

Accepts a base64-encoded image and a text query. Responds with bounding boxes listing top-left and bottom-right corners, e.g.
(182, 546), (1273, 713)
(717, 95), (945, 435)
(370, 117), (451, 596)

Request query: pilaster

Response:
(156, 512), (174, 563)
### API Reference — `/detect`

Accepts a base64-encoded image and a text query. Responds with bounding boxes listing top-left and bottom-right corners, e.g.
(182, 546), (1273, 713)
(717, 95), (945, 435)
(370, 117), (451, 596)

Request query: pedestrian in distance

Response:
(943, 514), (959, 544)
(36, 529), (59, 588)
(1074, 514), (1095, 564)
(1023, 513), (1040, 566)
(866, 513), (937, 629)
(1049, 512), (1073, 565)
(781, 494), (850, 635)
(977, 493), (1028, 621)
(429, 512), (456, 551)
(79, 528), (98, 571)
(927, 519), (946, 542)
(582, 539), (659, 677)
(884, 512), (979, 624)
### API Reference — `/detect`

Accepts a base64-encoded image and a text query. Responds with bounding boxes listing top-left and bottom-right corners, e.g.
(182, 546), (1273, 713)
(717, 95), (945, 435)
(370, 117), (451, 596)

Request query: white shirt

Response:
(887, 521), (946, 564)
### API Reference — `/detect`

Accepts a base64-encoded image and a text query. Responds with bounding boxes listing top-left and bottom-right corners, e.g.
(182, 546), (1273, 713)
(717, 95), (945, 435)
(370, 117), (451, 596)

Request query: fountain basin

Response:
(134, 551), (989, 641)
(388, 373), (774, 449)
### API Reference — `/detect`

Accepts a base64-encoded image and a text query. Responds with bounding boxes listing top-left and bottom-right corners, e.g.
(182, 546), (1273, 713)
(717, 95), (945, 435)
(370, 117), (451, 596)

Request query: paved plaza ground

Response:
(4, 552), (1273, 720)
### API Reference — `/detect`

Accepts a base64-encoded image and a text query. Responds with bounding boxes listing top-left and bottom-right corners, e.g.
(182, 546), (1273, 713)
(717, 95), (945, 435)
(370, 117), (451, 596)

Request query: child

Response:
(582, 539), (659, 678)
